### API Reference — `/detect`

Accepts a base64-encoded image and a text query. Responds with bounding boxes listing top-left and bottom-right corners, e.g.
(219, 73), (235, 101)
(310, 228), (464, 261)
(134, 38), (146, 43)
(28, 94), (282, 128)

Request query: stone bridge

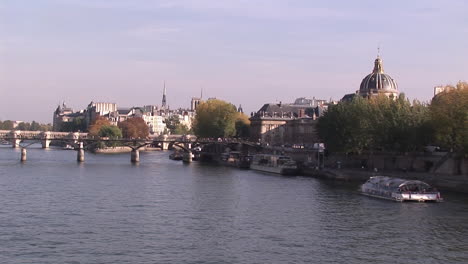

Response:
(0, 130), (257, 163)
(0, 130), (88, 148)
(0, 130), (201, 163)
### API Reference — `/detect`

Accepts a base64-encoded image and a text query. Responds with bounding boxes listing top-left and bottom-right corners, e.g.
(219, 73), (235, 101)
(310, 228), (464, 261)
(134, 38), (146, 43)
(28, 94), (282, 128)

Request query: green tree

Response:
(317, 96), (373, 153)
(16, 122), (31, 131)
(39, 123), (53, 131)
(165, 115), (180, 133)
(165, 115), (191, 135)
(98, 125), (122, 139)
(60, 117), (87, 132)
(235, 114), (251, 138)
(430, 82), (468, 154)
(193, 99), (240, 138)
(174, 123), (190, 135)
(30, 121), (41, 131)
(0, 120), (14, 130)
(118, 117), (149, 139)
(317, 94), (434, 153)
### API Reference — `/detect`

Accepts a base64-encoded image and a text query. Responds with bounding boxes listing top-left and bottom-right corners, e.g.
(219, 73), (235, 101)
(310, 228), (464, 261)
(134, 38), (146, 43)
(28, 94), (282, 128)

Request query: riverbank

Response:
(302, 168), (468, 193)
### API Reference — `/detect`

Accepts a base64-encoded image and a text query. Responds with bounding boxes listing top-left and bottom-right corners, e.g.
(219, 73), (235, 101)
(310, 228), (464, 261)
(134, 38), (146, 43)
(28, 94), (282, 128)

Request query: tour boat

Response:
(250, 154), (298, 175)
(63, 144), (75, 150)
(220, 151), (252, 169)
(169, 151), (183, 161)
(360, 176), (442, 202)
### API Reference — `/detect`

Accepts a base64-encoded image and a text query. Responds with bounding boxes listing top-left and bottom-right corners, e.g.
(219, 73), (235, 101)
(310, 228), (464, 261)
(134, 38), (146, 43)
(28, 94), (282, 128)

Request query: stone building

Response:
(250, 99), (327, 146)
(52, 102), (84, 131)
(85, 102), (118, 127)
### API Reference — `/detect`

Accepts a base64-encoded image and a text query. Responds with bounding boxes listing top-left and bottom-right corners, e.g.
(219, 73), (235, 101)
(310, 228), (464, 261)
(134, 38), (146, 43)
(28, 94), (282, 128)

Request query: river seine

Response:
(0, 145), (467, 264)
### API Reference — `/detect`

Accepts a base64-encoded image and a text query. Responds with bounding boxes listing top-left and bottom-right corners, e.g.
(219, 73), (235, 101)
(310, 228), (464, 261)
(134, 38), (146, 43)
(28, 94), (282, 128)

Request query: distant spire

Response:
(237, 104), (243, 113)
(201, 87), (203, 99)
(162, 81), (167, 109)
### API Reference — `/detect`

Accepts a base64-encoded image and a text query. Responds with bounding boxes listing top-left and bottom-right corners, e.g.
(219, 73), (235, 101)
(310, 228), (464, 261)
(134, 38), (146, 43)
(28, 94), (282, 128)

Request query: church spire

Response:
(162, 81), (167, 109)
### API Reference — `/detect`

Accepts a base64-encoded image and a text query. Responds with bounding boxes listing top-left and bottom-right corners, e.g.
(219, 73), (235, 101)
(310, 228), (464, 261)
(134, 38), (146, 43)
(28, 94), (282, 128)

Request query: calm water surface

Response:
(0, 145), (467, 264)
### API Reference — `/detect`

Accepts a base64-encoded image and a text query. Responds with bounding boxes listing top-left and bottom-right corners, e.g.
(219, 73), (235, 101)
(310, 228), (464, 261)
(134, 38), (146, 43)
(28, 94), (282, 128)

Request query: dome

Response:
(359, 56), (399, 98)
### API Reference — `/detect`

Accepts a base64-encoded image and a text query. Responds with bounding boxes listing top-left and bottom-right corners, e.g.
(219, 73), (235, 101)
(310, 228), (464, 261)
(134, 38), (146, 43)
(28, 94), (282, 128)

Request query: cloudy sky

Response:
(1, 0), (467, 122)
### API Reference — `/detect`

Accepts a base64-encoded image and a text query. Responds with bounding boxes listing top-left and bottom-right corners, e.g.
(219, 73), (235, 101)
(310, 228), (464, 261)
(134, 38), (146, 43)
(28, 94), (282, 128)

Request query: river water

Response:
(0, 145), (467, 264)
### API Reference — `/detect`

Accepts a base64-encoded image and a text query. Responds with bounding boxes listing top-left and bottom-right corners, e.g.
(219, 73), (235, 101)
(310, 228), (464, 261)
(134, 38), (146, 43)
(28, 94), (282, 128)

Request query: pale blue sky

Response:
(1, 0), (467, 122)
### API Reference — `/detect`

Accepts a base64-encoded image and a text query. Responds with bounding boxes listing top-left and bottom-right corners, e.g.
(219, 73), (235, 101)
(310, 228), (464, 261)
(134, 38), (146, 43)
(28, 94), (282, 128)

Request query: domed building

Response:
(358, 56), (399, 98)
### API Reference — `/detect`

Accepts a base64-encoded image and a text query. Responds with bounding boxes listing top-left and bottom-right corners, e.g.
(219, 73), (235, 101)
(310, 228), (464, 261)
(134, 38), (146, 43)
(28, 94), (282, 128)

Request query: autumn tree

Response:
(193, 99), (241, 138)
(118, 117), (149, 139)
(88, 116), (111, 137)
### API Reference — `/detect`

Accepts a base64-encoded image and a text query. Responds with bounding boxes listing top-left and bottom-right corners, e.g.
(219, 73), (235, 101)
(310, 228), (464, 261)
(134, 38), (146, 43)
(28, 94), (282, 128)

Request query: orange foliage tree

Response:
(88, 116), (111, 137)
(118, 117), (149, 139)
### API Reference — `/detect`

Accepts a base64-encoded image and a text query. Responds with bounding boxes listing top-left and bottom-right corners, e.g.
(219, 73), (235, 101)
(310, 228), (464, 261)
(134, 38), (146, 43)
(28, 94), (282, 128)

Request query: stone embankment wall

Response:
(299, 151), (468, 193)
(94, 146), (133, 153)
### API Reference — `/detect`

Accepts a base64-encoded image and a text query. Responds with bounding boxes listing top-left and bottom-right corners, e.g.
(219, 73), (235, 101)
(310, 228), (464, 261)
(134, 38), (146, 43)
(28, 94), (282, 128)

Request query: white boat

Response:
(63, 144), (75, 150)
(361, 176), (442, 202)
(250, 154), (298, 175)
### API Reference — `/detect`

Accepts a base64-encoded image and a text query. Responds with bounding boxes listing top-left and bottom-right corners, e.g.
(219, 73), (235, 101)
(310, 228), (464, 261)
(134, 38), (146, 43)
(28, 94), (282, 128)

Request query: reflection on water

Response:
(0, 146), (467, 263)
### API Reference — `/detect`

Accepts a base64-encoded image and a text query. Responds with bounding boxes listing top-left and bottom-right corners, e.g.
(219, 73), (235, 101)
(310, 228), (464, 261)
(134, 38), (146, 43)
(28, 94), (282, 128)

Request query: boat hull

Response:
(250, 164), (297, 175)
(360, 176), (442, 202)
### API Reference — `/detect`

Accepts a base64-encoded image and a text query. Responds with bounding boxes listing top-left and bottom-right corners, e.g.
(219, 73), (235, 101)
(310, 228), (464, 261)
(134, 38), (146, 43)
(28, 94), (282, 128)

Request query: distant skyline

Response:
(1, 0), (467, 123)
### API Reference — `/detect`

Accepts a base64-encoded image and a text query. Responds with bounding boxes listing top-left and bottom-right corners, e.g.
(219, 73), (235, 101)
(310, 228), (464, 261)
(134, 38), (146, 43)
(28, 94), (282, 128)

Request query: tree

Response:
(430, 82), (468, 154)
(89, 116), (111, 137)
(192, 99), (240, 138)
(39, 123), (53, 131)
(165, 115), (191, 135)
(16, 122), (31, 131)
(118, 117), (149, 139)
(98, 125), (122, 139)
(0, 120), (14, 130)
(317, 94), (434, 153)
(60, 117), (87, 132)
(174, 123), (190, 135)
(235, 113), (251, 138)
(317, 96), (373, 153)
(30, 121), (41, 131)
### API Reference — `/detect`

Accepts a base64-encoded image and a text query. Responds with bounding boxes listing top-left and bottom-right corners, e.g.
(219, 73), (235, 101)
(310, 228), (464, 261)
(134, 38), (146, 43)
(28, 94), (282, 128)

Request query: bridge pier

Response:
(131, 149), (140, 163)
(20, 148), (27, 162)
(41, 139), (51, 149)
(185, 143), (192, 150)
(77, 142), (84, 162)
(161, 142), (170, 150)
(41, 131), (51, 149)
(12, 138), (21, 148)
(183, 151), (193, 163)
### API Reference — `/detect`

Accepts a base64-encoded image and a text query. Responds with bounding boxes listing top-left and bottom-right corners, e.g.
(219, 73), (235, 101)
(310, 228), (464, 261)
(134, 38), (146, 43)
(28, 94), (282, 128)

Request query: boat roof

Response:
(367, 176), (431, 188)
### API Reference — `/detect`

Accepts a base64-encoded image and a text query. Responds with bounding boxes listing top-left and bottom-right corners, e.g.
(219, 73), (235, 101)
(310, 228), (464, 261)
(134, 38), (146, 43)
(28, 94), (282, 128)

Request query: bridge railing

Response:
(0, 130), (89, 140)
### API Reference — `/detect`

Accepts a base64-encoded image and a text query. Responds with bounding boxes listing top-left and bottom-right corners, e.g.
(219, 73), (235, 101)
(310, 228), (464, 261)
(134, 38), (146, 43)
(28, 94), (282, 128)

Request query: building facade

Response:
(250, 98), (328, 146)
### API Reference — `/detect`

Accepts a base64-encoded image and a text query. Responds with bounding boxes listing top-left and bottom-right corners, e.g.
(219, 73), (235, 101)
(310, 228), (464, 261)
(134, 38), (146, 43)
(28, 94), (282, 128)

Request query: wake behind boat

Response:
(361, 176), (442, 202)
